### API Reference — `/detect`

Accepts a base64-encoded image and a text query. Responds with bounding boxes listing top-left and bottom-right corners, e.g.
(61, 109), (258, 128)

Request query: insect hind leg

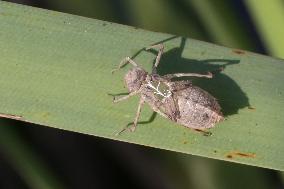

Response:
(163, 72), (213, 79)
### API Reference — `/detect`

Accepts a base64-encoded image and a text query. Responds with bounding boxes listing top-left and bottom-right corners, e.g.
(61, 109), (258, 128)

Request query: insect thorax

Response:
(146, 78), (172, 101)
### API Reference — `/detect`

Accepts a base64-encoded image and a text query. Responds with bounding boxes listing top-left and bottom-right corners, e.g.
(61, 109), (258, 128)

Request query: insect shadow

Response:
(112, 36), (249, 126)
(146, 37), (250, 117)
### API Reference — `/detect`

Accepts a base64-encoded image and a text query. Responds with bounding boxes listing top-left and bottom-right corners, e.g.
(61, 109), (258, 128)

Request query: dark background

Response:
(0, 1), (283, 189)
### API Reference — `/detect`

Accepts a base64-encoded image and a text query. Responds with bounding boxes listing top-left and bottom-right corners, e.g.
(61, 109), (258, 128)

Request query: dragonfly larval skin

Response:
(146, 81), (172, 100)
(111, 44), (223, 135)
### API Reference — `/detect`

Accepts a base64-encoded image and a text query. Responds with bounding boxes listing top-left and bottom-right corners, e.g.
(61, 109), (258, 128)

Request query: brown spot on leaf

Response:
(42, 112), (51, 119)
(233, 49), (246, 55)
(183, 141), (188, 144)
(226, 155), (233, 159)
(226, 151), (256, 159)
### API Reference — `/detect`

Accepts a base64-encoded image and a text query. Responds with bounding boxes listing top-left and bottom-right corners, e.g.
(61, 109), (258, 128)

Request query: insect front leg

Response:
(130, 97), (145, 132)
(115, 97), (145, 136)
(112, 90), (140, 103)
(163, 72), (213, 79)
(145, 43), (164, 73)
(111, 57), (139, 74)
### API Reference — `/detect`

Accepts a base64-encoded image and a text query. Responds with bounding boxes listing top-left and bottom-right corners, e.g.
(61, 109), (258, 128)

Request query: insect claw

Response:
(129, 125), (136, 132)
(115, 126), (127, 136)
(207, 72), (213, 78)
(111, 69), (117, 74)
(115, 123), (135, 136)
(107, 94), (116, 103)
(203, 131), (212, 136)
(114, 129), (124, 136)
(114, 130), (122, 136)
(194, 129), (212, 136)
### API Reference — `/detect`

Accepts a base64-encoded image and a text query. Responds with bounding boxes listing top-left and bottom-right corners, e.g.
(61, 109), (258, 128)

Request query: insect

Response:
(111, 44), (223, 135)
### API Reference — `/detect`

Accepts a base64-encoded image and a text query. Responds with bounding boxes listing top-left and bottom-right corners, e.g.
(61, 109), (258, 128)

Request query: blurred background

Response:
(1, 0), (284, 188)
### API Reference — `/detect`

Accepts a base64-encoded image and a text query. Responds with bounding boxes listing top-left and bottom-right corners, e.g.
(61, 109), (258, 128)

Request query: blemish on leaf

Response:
(63, 21), (71, 25)
(232, 49), (246, 55)
(41, 112), (51, 119)
(183, 141), (188, 144)
(102, 23), (107, 26)
(226, 155), (233, 159)
(226, 151), (256, 159)
(248, 106), (256, 110)
(0, 113), (23, 120)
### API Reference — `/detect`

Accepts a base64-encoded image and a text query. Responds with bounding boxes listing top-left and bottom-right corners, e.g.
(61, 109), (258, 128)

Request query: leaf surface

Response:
(0, 2), (283, 171)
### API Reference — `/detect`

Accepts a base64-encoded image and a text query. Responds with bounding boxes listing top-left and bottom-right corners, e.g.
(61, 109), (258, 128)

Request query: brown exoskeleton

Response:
(112, 44), (223, 135)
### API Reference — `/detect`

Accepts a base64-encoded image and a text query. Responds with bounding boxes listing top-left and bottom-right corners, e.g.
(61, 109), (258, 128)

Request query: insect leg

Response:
(112, 90), (140, 103)
(130, 97), (145, 132)
(163, 72), (213, 79)
(194, 129), (212, 136)
(111, 57), (138, 74)
(115, 97), (145, 136)
(151, 105), (169, 119)
(145, 44), (164, 73)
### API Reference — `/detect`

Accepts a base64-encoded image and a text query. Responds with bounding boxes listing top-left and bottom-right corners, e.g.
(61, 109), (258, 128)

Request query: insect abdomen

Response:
(175, 86), (223, 129)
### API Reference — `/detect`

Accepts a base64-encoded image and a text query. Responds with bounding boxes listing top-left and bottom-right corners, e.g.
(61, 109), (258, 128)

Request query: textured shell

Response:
(141, 79), (223, 129)
(174, 85), (223, 129)
(124, 67), (147, 93)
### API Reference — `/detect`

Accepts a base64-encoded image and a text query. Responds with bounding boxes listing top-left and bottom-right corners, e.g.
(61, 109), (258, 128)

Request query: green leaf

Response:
(0, 1), (283, 171)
